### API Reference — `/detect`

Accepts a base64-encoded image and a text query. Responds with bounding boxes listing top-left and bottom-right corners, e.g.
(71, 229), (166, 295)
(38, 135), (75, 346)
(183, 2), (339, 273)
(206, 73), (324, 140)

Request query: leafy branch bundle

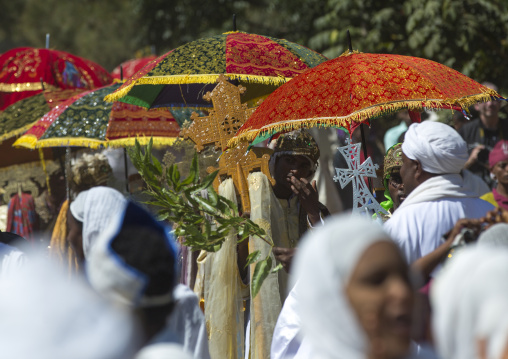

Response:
(128, 139), (279, 297)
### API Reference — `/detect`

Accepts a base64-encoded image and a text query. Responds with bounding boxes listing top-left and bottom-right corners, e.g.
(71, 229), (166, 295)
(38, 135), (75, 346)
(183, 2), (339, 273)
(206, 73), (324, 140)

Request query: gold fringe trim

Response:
(104, 74), (290, 103)
(14, 133), (178, 150)
(14, 135), (105, 149)
(0, 121), (39, 142)
(13, 134), (38, 149)
(0, 82), (58, 92)
(38, 148), (51, 196)
(106, 136), (178, 148)
(227, 91), (502, 149)
(339, 49), (361, 57)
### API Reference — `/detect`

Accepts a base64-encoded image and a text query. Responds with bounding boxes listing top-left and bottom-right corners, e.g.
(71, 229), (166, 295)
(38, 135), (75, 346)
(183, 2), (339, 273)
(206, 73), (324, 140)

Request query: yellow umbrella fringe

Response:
(16, 137), (107, 149)
(0, 121), (39, 142)
(38, 148), (51, 196)
(14, 133), (178, 149)
(106, 136), (178, 148)
(226, 90), (502, 149)
(13, 134), (38, 149)
(104, 74), (291, 103)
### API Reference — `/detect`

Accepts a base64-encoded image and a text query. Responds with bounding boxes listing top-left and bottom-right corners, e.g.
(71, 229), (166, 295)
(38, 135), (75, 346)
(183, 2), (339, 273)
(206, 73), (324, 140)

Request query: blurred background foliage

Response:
(1, 0), (507, 94)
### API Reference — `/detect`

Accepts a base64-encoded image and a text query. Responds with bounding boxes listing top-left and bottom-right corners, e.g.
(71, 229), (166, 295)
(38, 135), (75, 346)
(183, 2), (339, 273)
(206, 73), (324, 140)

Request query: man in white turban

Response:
(384, 121), (493, 265)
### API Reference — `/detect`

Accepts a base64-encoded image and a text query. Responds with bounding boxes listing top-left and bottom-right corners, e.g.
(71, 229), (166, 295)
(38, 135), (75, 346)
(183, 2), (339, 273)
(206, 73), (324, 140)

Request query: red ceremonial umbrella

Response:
(227, 49), (504, 149)
(111, 56), (157, 80)
(14, 83), (180, 149)
(0, 47), (112, 110)
(105, 31), (327, 109)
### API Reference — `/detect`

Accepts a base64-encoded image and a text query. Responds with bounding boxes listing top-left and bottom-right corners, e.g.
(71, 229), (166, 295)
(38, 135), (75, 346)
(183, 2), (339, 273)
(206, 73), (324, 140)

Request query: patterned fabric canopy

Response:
(0, 47), (112, 110)
(0, 89), (84, 141)
(227, 51), (504, 148)
(105, 31), (327, 109)
(111, 56), (157, 80)
(14, 83), (180, 149)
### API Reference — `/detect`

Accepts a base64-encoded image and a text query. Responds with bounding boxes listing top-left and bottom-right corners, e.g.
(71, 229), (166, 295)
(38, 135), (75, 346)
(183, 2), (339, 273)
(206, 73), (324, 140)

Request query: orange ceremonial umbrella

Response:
(227, 49), (504, 149)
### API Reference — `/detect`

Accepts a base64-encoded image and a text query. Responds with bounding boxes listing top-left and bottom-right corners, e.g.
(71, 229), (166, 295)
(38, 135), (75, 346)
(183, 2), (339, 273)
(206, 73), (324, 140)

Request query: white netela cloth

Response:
(290, 214), (390, 359)
(0, 243), (24, 279)
(384, 172), (494, 264)
(431, 246), (508, 359)
(70, 186), (127, 258)
(0, 255), (139, 359)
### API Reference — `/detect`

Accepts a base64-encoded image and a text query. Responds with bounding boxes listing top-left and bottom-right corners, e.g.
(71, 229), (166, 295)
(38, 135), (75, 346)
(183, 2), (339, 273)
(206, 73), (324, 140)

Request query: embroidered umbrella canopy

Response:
(0, 89), (84, 142)
(227, 50), (504, 149)
(104, 31), (327, 109)
(14, 83), (180, 149)
(0, 47), (112, 110)
(111, 56), (157, 80)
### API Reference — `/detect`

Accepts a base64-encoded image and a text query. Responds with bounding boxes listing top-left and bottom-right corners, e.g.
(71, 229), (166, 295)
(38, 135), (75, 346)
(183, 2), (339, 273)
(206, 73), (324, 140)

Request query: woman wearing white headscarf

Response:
(0, 254), (139, 359)
(431, 246), (508, 359)
(282, 214), (433, 359)
(67, 186), (127, 263)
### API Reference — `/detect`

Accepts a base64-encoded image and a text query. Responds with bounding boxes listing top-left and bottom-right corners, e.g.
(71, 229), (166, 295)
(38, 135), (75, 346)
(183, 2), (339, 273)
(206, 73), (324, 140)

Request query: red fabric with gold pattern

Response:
(106, 102), (180, 140)
(225, 32), (312, 78)
(43, 89), (85, 109)
(229, 52), (504, 147)
(0, 47), (112, 110)
(111, 56), (157, 80)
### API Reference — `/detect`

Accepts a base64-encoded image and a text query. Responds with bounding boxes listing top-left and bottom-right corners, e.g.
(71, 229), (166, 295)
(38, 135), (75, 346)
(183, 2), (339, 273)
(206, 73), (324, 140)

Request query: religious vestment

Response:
(384, 172), (494, 264)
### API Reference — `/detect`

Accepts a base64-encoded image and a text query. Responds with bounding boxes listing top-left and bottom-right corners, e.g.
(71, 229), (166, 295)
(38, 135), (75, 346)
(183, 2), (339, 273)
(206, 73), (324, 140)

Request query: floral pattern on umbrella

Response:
(0, 47), (112, 110)
(14, 83), (180, 149)
(0, 89), (84, 141)
(227, 51), (504, 148)
(104, 31), (327, 109)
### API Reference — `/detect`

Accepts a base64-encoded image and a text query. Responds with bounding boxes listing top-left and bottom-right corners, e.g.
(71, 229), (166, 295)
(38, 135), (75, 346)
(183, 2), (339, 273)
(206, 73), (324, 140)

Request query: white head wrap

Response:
(402, 121), (468, 174)
(291, 214), (395, 359)
(70, 186), (127, 258)
(0, 254), (139, 359)
(87, 201), (177, 308)
(478, 223), (508, 248)
(431, 246), (508, 359)
(69, 190), (87, 222)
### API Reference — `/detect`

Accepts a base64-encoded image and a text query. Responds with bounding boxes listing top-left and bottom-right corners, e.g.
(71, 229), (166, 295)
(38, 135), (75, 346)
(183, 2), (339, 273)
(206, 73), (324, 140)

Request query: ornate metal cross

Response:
(181, 74), (274, 213)
(334, 138), (388, 216)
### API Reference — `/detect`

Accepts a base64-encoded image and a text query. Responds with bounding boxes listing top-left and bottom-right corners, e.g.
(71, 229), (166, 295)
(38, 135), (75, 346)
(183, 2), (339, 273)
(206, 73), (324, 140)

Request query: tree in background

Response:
(309, 0), (508, 92)
(1, 0), (507, 94)
(3, 0), (144, 71)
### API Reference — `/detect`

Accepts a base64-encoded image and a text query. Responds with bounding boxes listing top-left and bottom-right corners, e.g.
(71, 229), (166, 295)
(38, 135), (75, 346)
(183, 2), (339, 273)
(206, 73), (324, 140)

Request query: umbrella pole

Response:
(65, 147), (71, 200)
(124, 148), (129, 194)
(359, 124), (373, 194)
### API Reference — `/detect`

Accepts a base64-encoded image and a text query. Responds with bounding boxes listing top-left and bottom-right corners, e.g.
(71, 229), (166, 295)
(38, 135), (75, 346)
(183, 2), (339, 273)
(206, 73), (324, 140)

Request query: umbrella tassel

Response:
(38, 148), (51, 197)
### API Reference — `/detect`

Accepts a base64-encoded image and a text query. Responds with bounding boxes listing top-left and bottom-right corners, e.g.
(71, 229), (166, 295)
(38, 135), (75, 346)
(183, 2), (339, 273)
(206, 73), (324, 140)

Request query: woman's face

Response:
(346, 241), (413, 358)
(492, 160), (508, 186)
(66, 208), (84, 264)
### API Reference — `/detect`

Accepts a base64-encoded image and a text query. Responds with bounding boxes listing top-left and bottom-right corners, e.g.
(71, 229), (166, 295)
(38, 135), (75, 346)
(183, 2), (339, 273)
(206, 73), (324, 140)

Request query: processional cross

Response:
(333, 138), (388, 217)
(181, 74), (274, 213)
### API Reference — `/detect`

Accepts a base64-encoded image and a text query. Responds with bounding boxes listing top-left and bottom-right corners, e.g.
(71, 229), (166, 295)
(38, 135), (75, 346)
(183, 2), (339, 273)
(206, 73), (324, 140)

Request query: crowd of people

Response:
(0, 81), (508, 359)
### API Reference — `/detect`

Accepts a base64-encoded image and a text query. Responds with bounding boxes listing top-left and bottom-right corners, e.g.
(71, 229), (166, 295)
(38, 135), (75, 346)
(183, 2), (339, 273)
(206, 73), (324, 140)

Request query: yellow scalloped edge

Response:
(0, 121), (39, 142)
(14, 134), (178, 149)
(104, 74), (290, 103)
(14, 135), (105, 149)
(106, 136), (177, 148)
(13, 134), (38, 149)
(226, 90), (502, 149)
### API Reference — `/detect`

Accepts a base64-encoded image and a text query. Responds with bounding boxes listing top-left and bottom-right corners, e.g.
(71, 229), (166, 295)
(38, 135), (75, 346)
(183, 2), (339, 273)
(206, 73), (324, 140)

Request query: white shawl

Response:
(431, 246), (508, 359)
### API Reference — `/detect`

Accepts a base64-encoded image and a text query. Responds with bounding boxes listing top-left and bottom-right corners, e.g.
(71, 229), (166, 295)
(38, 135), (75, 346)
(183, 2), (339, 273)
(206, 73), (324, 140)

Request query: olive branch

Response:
(128, 139), (280, 297)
